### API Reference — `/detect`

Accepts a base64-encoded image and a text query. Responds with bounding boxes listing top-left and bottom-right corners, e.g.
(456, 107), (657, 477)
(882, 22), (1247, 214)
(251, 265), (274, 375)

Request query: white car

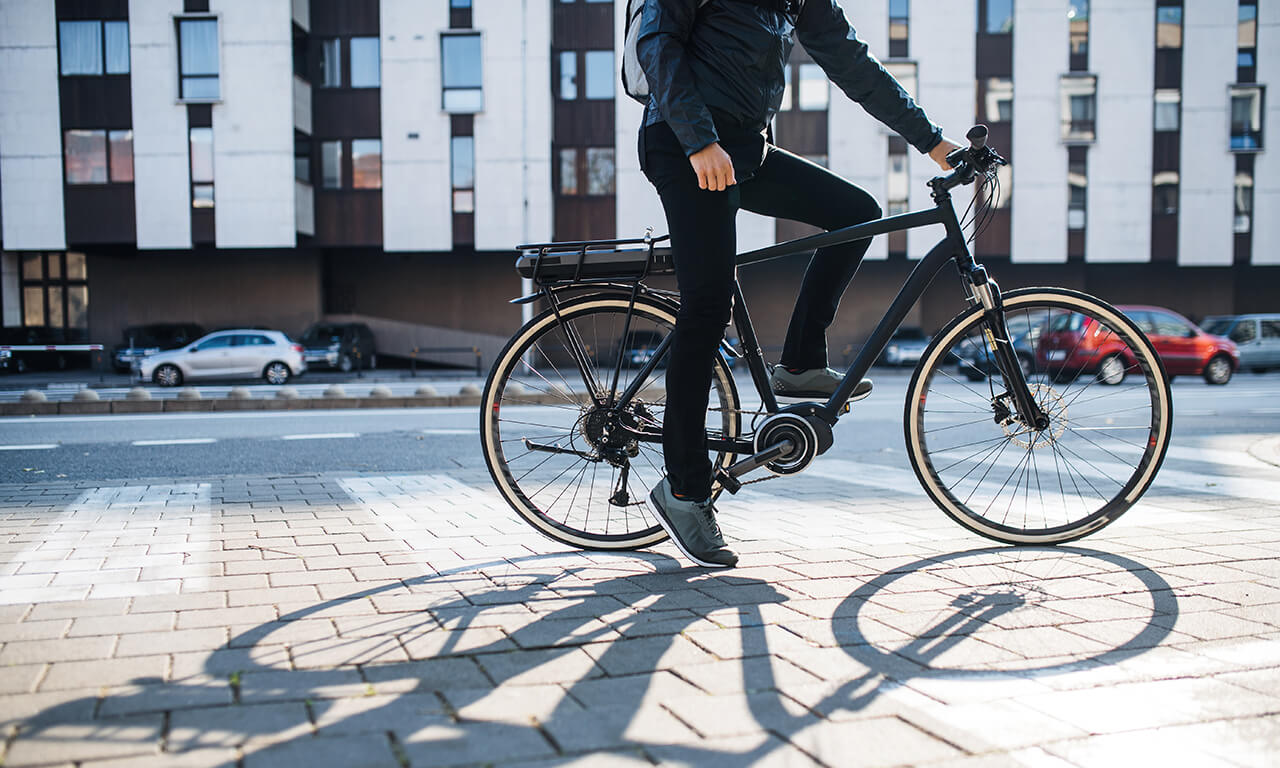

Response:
(136, 329), (306, 386)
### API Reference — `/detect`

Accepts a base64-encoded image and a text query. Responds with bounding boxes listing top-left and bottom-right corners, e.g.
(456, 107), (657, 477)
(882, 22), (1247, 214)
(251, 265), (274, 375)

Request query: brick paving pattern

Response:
(0, 465), (1277, 767)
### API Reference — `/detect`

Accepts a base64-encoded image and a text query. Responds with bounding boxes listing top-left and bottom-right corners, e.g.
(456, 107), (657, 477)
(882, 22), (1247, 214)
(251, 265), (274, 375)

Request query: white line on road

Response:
(1178, 410), (1217, 416)
(282, 433), (360, 440)
(421, 429), (478, 436)
(131, 438), (218, 446)
(0, 444), (59, 451)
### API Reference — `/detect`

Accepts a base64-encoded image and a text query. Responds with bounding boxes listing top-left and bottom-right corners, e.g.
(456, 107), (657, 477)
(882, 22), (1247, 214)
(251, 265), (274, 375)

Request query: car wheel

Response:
(264, 361), (292, 385)
(1202, 354), (1233, 385)
(339, 354), (353, 373)
(155, 364), (183, 387)
(14, 357), (28, 374)
(1097, 354), (1126, 386)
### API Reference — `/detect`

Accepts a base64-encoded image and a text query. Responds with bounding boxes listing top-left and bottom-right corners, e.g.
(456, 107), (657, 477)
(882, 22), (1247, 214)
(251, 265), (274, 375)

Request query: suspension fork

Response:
(971, 273), (1050, 431)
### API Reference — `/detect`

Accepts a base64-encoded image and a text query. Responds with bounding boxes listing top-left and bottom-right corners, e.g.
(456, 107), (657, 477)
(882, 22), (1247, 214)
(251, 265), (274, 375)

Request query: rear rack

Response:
(515, 232), (673, 286)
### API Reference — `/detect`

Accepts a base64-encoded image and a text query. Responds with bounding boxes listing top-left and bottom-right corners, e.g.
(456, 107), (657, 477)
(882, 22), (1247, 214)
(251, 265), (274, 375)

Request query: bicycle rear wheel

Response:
(905, 288), (1172, 545)
(481, 293), (741, 550)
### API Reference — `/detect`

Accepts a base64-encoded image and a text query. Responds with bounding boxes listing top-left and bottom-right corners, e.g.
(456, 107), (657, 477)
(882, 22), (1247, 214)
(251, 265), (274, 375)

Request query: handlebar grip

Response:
(966, 124), (988, 151)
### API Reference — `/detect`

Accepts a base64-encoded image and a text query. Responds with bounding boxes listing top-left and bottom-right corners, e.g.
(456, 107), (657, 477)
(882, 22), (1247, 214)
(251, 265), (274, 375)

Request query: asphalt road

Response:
(1, 371), (1277, 488)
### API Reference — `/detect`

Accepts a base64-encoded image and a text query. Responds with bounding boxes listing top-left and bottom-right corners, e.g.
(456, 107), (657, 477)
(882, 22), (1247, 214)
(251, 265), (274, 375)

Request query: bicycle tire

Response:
(481, 293), (741, 550)
(905, 288), (1172, 545)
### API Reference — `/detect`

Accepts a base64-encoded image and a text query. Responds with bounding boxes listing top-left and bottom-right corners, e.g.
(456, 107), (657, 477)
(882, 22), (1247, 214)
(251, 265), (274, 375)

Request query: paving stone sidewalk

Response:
(0, 467), (1278, 767)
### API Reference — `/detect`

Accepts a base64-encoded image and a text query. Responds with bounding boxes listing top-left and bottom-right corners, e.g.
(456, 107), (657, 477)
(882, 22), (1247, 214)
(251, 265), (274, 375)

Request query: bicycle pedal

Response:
(714, 469), (742, 495)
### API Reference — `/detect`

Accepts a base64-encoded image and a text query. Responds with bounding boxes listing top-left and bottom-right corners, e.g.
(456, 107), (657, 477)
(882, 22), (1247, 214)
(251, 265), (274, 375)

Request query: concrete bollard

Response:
(228, 387), (253, 400)
(459, 384), (482, 396)
(126, 387), (152, 401)
(414, 385), (438, 397)
(72, 389), (101, 402)
(177, 388), (202, 400)
(20, 390), (47, 403)
(368, 385), (393, 398)
(275, 386), (300, 399)
(323, 384), (347, 398)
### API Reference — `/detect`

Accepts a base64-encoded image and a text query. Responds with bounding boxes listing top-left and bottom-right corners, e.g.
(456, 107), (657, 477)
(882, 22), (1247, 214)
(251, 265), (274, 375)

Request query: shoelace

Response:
(699, 505), (724, 541)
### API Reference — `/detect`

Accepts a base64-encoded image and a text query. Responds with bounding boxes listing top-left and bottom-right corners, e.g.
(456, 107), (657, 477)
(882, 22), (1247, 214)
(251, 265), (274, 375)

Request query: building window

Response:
(320, 38), (342, 87)
(452, 136), (475, 212)
(1068, 2), (1088, 57)
(59, 20), (130, 76)
(1154, 89), (1180, 131)
(981, 0), (1013, 34)
(320, 140), (342, 189)
(558, 51), (578, 99)
(17, 253), (88, 330)
(295, 135), (311, 183)
(350, 37), (380, 88)
(1230, 85), (1264, 151)
(887, 153), (909, 211)
(178, 18), (220, 100)
(584, 50), (615, 100)
(190, 127), (214, 208)
(1156, 7), (1182, 49)
(1060, 75), (1096, 144)
(1153, 171), (1178, 215)
(797, 63), (829, 111)
(1234, 169), (1253, 234)
(889, 0), (909, 59)
(442, 33), (483, 113)
(586, 148), (615, 195)
(983, 77), (1012, 122)
(1239, 2), (1258, 80)
(351, 139), (382, 189)
(1068, 148), (1087, 230)
(64, 129), (133, 185)
(559, 148), (578, 195)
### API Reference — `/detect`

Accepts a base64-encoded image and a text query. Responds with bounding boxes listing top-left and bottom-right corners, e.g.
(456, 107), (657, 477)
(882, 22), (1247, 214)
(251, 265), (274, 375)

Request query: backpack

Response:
(622, 0), (801, 105)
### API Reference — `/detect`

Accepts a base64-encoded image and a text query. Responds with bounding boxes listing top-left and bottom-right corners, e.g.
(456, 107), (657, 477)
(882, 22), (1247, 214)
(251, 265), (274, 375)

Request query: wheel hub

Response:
(999, 384), (1068, 449)
(580, 406), (640, 465)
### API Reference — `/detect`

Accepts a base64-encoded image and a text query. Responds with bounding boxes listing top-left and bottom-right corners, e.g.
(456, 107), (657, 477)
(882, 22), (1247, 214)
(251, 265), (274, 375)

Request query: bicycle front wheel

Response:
(481, 293), (741, 550)
(905, 288), (1172, 545)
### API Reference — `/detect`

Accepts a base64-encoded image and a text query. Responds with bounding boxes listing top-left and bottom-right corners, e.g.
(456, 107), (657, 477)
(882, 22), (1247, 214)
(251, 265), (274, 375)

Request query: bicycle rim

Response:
(906, 288), (1172, 545)
(481, 295), (741, 550)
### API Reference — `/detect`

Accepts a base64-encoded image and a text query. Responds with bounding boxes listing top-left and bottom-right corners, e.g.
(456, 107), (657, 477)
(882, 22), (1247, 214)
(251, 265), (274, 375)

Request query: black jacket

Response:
(636, 0), (942, 157)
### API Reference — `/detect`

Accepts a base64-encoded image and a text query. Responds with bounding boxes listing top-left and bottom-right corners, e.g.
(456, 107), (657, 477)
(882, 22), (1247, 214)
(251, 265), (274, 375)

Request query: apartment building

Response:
(1, 0), (1275, 366)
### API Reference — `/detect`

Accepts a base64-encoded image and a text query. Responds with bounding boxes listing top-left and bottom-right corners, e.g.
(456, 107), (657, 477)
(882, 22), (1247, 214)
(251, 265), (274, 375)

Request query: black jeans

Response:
(640, 120), (882, 500)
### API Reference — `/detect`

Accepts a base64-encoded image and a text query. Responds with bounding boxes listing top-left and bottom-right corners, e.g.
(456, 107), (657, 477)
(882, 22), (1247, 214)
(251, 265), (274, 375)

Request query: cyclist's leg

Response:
(738, 146), (882, 370)
(641, 123), (739, 502)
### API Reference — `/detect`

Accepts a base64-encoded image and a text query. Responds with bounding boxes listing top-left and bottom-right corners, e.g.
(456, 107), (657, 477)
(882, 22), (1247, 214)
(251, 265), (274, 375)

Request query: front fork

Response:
(971, 275), (1050, 431)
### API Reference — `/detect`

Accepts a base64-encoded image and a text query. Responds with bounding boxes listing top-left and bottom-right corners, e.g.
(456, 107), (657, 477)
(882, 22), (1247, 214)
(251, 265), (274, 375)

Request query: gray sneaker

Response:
(648, 478), (738, 568)
(771, 367), (873, 400)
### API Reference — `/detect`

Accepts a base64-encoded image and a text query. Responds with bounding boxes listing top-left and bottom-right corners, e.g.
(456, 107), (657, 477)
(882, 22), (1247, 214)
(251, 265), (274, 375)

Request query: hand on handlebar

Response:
(929, 136), (965, 170)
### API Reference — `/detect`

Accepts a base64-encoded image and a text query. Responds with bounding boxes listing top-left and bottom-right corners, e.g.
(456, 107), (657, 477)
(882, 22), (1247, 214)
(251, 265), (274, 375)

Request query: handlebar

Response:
(931, 124), (1007, 195)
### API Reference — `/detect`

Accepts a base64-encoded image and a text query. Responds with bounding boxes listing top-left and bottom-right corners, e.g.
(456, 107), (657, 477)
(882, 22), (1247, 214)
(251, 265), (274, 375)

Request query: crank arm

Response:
(522, 438), (596, 461)
(714, 439), (794, 494)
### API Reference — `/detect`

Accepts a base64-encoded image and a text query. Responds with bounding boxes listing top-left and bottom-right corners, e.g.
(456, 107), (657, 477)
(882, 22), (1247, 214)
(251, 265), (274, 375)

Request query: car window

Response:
(1150, 312), (1191, 337)
(1200, 318), (1233, 336)
(1261, 321), (1280, 340)
(1119, 311), (1153, 334)
(235, 335), (273, 346)
(198, 335), (234, 349)
(1051, 313), (1086, 333)
(1228, 320), (1257, 344)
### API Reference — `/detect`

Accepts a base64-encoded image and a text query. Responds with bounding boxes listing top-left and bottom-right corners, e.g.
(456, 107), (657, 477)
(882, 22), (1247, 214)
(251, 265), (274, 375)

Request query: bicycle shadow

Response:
(10, 546), (1178, 765)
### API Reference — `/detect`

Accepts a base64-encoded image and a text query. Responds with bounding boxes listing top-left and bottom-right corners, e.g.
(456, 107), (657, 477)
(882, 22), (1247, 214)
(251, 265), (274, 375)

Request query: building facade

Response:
(1, 0), (1276, 367)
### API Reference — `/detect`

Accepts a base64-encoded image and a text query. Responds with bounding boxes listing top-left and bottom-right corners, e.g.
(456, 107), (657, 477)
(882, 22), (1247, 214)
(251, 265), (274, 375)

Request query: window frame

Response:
(58, 19), (132, 77)
(1060, 74), (1097, 145)
(16, 253), (89, 331)
(175, 14), (222, 103)
(441, 31), (484, 114)
(1229, 84), (1265, 153)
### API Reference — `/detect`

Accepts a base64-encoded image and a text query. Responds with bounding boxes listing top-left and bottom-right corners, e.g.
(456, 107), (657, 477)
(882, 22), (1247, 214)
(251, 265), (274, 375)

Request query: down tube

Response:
(820, 238), (960, 421)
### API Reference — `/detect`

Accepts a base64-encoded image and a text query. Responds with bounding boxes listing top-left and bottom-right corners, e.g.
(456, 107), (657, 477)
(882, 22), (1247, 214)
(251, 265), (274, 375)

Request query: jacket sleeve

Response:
(796, 0), (943, 154)
(635, 0), (720, 156)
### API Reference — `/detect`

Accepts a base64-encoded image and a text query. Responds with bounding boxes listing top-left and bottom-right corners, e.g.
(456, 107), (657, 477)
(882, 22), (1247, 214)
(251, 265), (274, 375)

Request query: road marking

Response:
(1178, 410), (1217, 416)
(1254, 408), (1280, 414)
(0, 444), (59, 451)
(282, 432), (360, 440)
(421, 429), (478, 436)
(131, 438), (217, 446)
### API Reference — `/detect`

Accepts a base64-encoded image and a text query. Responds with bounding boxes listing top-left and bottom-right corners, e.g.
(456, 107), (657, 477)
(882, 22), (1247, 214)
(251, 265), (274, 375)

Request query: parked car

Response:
(299, 322), (377, 372)
(113, 323), (205, 372)
(953, 313), (1054, 382)
(1038, 305), (1238, 386)
(1199, 314), (1280, 373)
(878, 326), (931, 367)
(136, 329), (305, 386)
(0, 326), (92, 373)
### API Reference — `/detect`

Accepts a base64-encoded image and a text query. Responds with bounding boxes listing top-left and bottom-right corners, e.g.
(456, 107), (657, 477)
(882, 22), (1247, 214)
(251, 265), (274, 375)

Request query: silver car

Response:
(136, 330), (306, 386)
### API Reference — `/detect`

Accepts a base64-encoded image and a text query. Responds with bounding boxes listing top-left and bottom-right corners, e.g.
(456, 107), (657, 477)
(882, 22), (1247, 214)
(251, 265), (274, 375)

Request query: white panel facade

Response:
(1252, 0), (1280, 265)
(615, 1), (668, 243)
(1087, 0), (1154, 262)
(211, 0), (296, 248)
(473, 0), (552, 251)
(381, 0), (451, 252)
(1, 252), (19, 326)
(131, 0), (192, 249)
(0, 0), (66, 250)
(1011, 0), (1069, 264)
(908, 0), (976, 259)
(1177, 0), (1236, 266)
(827, 0), (888, 260)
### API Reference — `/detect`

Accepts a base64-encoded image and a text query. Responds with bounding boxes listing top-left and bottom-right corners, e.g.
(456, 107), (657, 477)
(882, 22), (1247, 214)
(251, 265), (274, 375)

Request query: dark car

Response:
(113, 323), (205, 372)
(1200, 314), (1280, 373)
(953, 313), (1052, 382)
(0, 326), (93, 373)
(300, 322), (377, 372)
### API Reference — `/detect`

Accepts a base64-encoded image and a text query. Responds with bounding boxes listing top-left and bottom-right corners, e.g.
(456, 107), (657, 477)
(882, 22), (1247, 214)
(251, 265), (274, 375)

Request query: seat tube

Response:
(731, 281), (779, 414)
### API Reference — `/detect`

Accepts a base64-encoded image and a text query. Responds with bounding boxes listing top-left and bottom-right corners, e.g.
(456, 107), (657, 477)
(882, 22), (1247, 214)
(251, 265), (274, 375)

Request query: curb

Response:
(0, 394), (533, 417)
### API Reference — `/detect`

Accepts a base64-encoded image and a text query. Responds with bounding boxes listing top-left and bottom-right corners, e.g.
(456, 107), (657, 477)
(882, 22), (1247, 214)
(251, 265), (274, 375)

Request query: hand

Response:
(929, 136), (964, 170)
(689, 142), (737, 191)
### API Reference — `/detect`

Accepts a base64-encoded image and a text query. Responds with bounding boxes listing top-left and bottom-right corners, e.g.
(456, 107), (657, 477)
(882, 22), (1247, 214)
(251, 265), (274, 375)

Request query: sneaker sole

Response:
(773, 386), (874, 401)
(648, 492), (735, 569)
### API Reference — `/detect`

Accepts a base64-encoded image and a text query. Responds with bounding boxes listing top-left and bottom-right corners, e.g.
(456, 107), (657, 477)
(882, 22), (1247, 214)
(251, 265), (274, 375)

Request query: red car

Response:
(1037, 305), (1238, 386)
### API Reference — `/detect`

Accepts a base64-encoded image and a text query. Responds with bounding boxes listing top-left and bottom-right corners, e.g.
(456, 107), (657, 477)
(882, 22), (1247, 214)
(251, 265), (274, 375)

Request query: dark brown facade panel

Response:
(314, 192), (382, 247)
(774, 111), (827, 157)
(1150, 214), (1177, 262)
(450, 7), (472, 29)
(313, 90), (382, 137)
(554, 197), (616, 242)
(1154, 49), (1182, 90)
(59, 77), (132, 129)
(1067, 230), (1086, 262)
(451, 114), (474, 136)
(183, 0), (209, 12)
(64, 185), (136, 245)
(975, 34), (1013, 79)
(552, 3), (613, 50)
(57, 0), (127, 19)
(309, 0), (379, 35)
(1234, 233), (1252, 266)
(1152, 132), (1180, 171)
(553, 101), (616, 146)
(974, 209), (1012, 259)
(187, 103), (212, 128)
(453, 212), (475, 248)
(192, 208), (215, 244)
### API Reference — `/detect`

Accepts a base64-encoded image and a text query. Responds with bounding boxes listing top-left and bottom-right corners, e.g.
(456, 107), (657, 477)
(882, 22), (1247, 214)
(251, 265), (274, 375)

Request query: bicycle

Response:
(480, 126), (1173, 549)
